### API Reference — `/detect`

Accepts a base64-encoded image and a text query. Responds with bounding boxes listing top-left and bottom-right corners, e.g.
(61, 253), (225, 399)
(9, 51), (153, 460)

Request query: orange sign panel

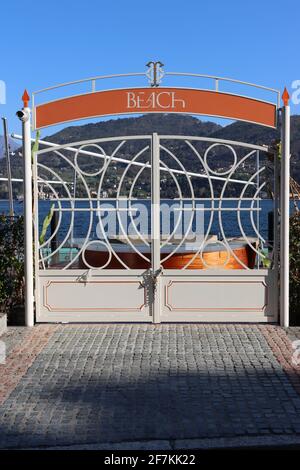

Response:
(34, 87), (277, 129)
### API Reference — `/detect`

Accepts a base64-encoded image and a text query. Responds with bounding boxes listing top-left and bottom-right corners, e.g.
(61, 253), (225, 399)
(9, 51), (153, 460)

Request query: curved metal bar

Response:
(96, 140), (131, 269)
(116, 146), (152, 263)
(200, 240), (231, 269)
(250, 183), (269, 246)
(204, 143), (238, 176)
(237, 168), (268, 260)
(36, 135), (269, 156)
(128, 166), (151, 247)
(159, 144), (195, 264)
(126, 156), (184, 252)
(36, 175), (63, 249)
(44, 150), (94, 270)
(36, 135), (153, 156)
(117, 146), (186, 261)
(158, 136), (269, 153)
(37, 162), (76, 265)
(33, 72), (147, 95)
(164, 72), (280, 96)
(159, 159), (184, 250)
(249, 182), (275, 265)
(74, 143), (109, 177)
(181, 141), (215, 270)
(33, 134), (256, 186)
(217, 150), (261, 269)
(81, 240), (112, 270)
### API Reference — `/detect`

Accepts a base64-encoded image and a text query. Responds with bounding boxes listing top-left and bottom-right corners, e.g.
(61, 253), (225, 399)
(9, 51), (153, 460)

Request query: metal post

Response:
(268, 211), (274, 247)
(273, 140), (280, 321)
(2, 117), (14, 216)
(151, 133), (161, 323)
(19, 90), (34, 327)
(70, 168), (77, 248)
(280, 88), (290, 327)
(256, 149), (260, 268)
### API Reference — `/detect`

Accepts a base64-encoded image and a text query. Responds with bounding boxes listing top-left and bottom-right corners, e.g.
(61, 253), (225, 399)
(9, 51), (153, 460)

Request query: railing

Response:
(31, 69), (281, 112)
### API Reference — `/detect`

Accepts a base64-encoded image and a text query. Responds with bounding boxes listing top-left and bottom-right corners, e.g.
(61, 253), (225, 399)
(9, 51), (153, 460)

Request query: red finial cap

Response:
(22, 89), (30, 107)
(282, 87), (290, 106)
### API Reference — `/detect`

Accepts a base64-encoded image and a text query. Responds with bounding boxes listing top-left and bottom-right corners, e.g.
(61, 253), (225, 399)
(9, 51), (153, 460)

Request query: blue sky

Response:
(1, 0), (299, 136)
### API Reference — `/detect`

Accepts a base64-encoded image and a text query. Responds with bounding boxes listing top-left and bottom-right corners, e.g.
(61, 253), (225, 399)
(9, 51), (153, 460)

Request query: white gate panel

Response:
(36, 270), (152, 322)
(161, 270), (276, 322)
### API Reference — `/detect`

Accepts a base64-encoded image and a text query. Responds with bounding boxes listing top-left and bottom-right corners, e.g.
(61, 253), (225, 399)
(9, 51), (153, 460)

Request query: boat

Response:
(79, 238), (257, 270)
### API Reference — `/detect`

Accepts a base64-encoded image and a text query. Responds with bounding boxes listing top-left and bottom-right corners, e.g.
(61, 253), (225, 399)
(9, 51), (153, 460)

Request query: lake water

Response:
(0, 198), (286, 245)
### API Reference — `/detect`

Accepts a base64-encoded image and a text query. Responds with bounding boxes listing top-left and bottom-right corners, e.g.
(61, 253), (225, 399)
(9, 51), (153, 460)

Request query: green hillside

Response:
(1, 114), (299, 198)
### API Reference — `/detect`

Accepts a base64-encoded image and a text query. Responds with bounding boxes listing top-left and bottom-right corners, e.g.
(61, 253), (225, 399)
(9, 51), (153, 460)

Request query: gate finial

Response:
(22, 89), (30, 107)
(146, 61), (164, 87)
(282, 87), (290, 106)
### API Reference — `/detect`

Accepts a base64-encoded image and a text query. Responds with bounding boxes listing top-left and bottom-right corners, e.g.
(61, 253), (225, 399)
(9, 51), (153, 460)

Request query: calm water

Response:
(0, 198), (284, 244)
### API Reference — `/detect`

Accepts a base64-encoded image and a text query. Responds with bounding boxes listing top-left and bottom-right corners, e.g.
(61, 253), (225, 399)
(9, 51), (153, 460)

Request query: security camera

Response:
(16, 109), (30, 122)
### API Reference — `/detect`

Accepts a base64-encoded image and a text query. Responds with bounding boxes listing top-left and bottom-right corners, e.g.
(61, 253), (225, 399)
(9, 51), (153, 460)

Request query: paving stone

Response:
(0, 327), (31, 355)
(0, 324), (300, 448)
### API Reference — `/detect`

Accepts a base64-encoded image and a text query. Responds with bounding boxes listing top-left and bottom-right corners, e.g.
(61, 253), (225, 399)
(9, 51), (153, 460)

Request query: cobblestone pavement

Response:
(286, 327), (300, 343)
(1, 327), (33, 356)
(0, 324), (300, 449)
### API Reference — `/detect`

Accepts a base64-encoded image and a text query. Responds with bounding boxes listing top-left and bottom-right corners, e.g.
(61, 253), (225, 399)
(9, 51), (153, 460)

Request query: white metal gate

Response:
(34, 133), (278, 323)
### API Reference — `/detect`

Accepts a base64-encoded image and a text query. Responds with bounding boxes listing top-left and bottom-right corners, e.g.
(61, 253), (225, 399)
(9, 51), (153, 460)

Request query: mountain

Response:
(0, 135), (19, 159)
(212, 117), (300, 182)
(43, 113), (300, 152)
(1, 114), (300, 198)
(210, 120), (278, 145)
(44, 114), (222, 144)
(42, 113), (300, 181)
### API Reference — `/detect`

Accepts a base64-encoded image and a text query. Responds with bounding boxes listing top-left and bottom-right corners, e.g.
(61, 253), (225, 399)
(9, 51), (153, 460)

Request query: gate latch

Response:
(152, 267), (163, 292)
(140, 267), (163, 291)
